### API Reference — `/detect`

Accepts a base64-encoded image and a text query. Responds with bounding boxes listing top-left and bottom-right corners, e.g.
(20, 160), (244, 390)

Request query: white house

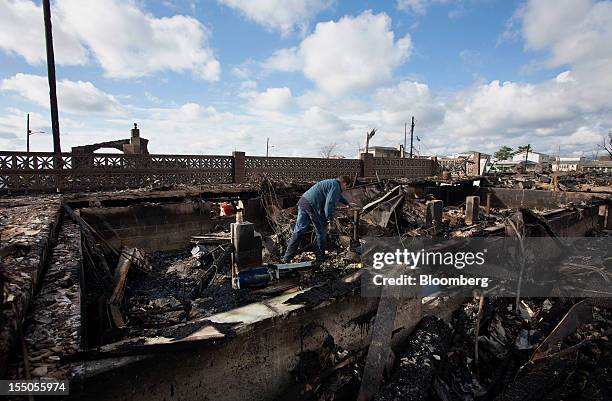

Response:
(512, 151), (550, 164)
(551, 157), (585, 172)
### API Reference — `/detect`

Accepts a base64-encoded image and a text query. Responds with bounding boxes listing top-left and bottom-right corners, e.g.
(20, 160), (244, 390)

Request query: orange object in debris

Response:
(221, 203), (235, 216)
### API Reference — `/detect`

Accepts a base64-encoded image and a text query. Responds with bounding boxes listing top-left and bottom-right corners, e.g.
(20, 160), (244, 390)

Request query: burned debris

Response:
(0, 165), (610, 401)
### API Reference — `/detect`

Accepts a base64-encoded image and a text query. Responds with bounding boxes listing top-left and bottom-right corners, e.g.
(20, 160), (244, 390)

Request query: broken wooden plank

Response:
(362, 185), (402, 213)
(357, 274), (403, 401)
(109, 248), (135, 305)
(530, 300), (592, 362)
(191, 233), (231, 244)
(374, 315), (452, 401)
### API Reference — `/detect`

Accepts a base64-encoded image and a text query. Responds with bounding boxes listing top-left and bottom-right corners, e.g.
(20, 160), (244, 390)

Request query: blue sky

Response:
(0, 0), (610, 158)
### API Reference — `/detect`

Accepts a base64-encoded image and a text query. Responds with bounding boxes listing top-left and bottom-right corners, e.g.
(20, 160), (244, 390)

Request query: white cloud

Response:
(413, 0), (612, 156)
(521, 0), (612, 68)
(0, 0), (87, 65)
(265, 11), (412, 95)
(435, 70), (610, 155)
(57, 0), (220, 80)
(245, 87), (293, 111)
(1, 0), (609, 159)
(374, 81), (445, 128)
(0, 0), (220, 81)
(240, 80), (257, 89)
(263, 47), (302, 72)
(231, 64), (252, 79)
(396, 0), (449, 14)
(216, 0), (333, 35)
(559, 126), (602, 146)
(303, 106), (349, 132)
(1, 73), (124, 115)
(0, 108), (44, 149)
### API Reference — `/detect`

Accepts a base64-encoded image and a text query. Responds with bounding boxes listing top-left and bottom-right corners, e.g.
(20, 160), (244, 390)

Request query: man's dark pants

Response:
(284, 197), (327, 261)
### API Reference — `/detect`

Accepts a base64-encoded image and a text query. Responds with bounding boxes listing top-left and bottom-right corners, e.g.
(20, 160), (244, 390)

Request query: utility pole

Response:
(365, 129), (376, 154)
(409, 116), (415, 158)
(266, 137), (269, 157)
(26, 115), (44, 153)
(403, 122), (407, 158)
(26, 113), (30, 153)
(42, 0), (61, 164)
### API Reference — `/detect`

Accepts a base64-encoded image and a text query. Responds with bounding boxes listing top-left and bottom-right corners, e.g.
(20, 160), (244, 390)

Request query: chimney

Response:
(131, 122), (140, 139)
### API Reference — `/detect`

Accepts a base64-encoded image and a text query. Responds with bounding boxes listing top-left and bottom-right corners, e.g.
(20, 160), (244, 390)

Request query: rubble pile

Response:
(555, 172), (612, 191)
(1, 175), (610, 400)
(123, 244), (271, 332)
(0, 196), (60, 376)
(485, 171), (612, 193)
(379, 297), (611, 401)
(7, 221), (82, 381)
(292, 297), (611, 401)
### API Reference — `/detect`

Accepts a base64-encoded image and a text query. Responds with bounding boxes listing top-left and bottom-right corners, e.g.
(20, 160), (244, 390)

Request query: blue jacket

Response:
(302, 178), (349, 223)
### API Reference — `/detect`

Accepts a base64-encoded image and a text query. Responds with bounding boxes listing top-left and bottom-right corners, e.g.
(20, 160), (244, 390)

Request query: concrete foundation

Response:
(80, 202), (214, 251)
(70, 282), (422, 401)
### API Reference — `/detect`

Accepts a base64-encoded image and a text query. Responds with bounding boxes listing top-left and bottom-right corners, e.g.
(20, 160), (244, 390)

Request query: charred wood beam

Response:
(374, 316), (452, 401)
(63, 205), (114, 291)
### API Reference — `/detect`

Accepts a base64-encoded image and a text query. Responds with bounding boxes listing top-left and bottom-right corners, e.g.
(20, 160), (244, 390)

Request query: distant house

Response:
(488, 159), (543, 173)
(363, 146), (402, 158)
(512, 151), (550, 164)
(581, 160), (612, 173)
(452, 150), (491, 159)
(551, 157), (585, 172)
(450, 151), (490, 175)
(488, 160), (519, 172)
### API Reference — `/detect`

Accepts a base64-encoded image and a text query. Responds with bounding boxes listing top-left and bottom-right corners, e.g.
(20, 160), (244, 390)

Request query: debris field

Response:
(0, 170), (611, 401)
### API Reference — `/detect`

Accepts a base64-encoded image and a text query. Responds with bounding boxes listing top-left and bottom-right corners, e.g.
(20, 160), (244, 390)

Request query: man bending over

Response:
(282, 175), (352, 264)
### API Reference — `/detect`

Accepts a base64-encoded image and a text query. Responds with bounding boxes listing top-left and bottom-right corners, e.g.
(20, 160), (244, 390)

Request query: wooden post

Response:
(353, 209), (360, 242)
(42, 0), (61, 160)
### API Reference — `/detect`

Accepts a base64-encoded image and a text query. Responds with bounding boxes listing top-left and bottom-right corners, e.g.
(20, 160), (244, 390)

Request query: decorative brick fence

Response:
(0, 151), (437, 194)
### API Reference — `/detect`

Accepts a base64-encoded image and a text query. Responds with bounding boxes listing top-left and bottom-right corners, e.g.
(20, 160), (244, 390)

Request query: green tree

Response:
(494, 146), (514, 161)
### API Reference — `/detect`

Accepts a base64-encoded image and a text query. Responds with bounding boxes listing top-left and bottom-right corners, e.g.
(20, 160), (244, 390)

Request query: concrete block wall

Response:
(0, 150), (438, 194)
(80, 202), (213, 251)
